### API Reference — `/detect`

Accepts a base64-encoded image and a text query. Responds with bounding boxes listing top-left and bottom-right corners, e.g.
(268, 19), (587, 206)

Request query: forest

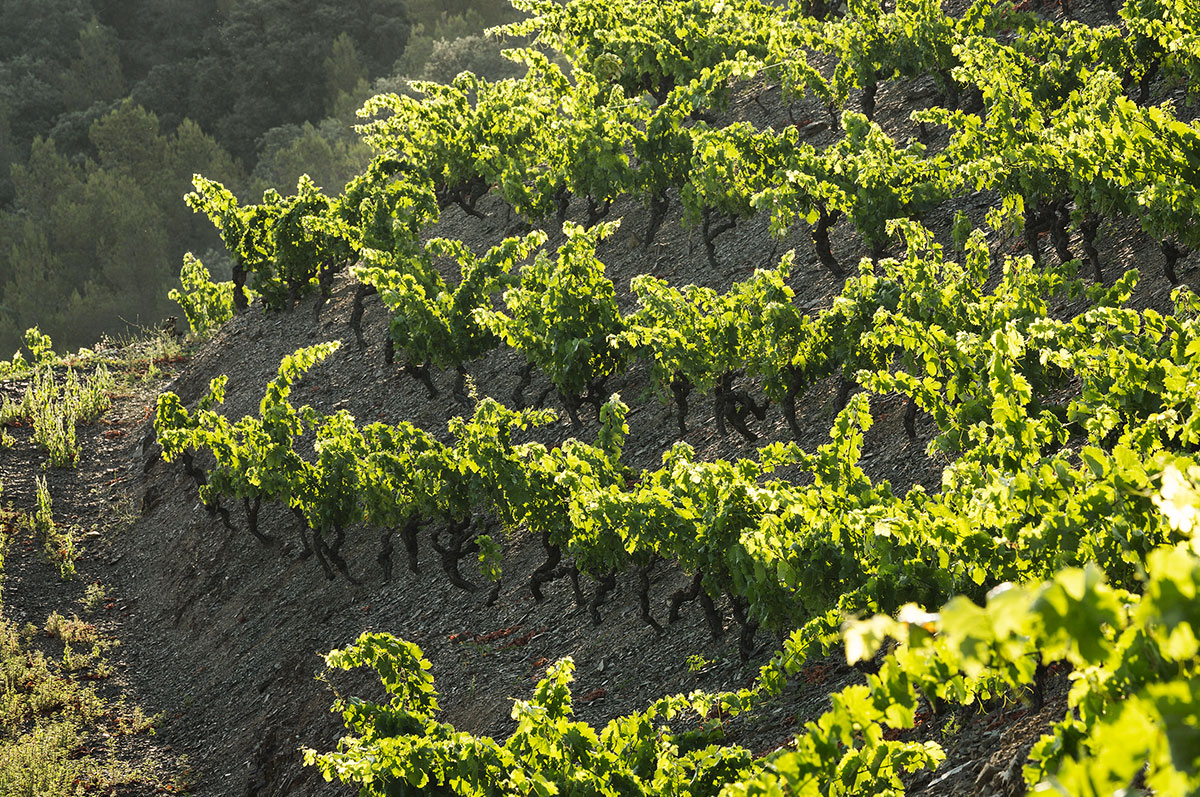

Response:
(0, 0), (520, 354)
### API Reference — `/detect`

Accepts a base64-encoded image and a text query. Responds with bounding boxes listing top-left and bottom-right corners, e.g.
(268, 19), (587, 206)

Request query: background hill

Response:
(0, 0), (520, 355)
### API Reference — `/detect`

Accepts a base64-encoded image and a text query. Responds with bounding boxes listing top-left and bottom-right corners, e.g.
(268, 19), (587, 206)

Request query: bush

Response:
(169, 253), (235, 337)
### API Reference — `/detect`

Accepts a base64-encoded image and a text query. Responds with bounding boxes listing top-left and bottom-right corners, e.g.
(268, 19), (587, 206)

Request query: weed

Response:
(0, 617), (180, 793)
(940, 712), (961, 742)
(85, 328), (186, 390)
(43, 612), (98, 646)
(57, 639), (116, 678)
(100, 492), (141, 536)
(13, 366), (114, 468)
(0, 395), (21, 426)
(78, 582), (111, 614)
(0, 720), (89, 794)
(31, 476), (53, 538)
(31, 478), (74, 578)
(140, 332), (183, 371)
(32, 401), (77, 467)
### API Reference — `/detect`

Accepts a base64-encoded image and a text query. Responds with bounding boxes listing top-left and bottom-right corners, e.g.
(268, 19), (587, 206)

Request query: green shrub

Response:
(169, 253), (235, 337)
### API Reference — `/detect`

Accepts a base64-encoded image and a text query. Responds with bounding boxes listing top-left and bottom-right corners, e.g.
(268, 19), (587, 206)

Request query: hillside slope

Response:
(4, 0), (1200, 792)
(107, 95), (1191, 797)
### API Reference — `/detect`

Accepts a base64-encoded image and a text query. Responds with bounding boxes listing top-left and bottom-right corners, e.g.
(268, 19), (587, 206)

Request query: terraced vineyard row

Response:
(156, 0), (1200, 792)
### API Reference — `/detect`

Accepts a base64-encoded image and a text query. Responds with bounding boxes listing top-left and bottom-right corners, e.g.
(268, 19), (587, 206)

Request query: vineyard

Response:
(2, 0), (1200, 792)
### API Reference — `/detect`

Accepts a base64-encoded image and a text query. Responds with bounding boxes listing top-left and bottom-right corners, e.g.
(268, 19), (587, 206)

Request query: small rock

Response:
(905, 87), (939, 103)
(800, 121), (828, 137)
